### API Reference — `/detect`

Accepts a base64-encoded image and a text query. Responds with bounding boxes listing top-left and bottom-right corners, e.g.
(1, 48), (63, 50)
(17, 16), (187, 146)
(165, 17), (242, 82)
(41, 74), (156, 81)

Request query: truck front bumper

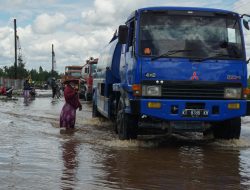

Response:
(138, 99), (248, 121)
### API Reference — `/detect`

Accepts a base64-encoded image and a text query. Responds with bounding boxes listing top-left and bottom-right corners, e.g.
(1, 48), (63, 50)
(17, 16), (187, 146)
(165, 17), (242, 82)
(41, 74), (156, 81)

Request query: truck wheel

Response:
(212, 117), (241, 139)
(92, 100), (101, 118)
(110, 98), (118, 134)
(116, 101), (138, 140)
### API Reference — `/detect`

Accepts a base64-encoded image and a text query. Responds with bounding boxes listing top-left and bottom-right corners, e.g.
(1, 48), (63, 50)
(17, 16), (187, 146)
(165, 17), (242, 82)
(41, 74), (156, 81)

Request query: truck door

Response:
(124, 20), (136, 85)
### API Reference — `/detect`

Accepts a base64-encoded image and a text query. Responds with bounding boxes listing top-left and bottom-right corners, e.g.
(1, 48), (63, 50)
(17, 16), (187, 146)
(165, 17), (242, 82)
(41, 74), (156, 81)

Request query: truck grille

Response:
(142, 81), (242, 100)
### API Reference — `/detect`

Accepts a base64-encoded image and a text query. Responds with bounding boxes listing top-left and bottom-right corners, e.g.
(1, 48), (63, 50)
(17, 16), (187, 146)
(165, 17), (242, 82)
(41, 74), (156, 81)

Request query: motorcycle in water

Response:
(6, 87), (14, 98)
(29, 87), (36, 98)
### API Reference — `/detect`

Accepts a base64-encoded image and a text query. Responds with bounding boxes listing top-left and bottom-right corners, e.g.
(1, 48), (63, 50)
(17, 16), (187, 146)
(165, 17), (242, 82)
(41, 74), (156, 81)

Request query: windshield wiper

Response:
(193, 53), (231, 62)
(151, 49), (192, 61)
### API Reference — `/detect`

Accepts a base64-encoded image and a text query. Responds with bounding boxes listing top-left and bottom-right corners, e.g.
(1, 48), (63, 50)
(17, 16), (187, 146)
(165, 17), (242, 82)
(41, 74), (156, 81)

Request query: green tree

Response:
(3, 63), (29, 79)
(39, 66), (43, 74)
(0, 64), (61, 84)
(0, 67), (5, 77)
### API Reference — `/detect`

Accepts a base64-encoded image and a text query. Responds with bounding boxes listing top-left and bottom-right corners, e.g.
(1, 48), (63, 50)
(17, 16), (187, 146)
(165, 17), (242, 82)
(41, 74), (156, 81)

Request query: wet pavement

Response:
(1, 90), (250, 189)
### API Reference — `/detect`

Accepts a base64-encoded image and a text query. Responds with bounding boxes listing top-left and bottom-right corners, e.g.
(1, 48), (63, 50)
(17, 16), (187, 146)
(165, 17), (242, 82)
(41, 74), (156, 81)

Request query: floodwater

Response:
(1, 90), (250, 189)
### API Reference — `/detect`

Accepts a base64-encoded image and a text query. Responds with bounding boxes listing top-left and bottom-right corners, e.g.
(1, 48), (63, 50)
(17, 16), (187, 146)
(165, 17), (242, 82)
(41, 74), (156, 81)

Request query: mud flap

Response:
(246, 101), (250, 116)
(130, 100), (140, 115)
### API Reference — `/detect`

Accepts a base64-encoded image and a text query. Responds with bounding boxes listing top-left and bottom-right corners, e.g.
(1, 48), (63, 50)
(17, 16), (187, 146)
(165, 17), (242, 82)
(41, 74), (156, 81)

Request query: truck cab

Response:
(63, 66), (83, 81)
(81, 58), (98, 101)
(93, 7), (250, 140)
(62, 65), (83, 96)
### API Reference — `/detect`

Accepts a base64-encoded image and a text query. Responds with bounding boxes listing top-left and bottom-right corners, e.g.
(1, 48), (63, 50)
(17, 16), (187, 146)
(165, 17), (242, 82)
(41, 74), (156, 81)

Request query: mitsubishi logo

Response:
(191, 71), (199, 80)
(173, 106), (178, 111)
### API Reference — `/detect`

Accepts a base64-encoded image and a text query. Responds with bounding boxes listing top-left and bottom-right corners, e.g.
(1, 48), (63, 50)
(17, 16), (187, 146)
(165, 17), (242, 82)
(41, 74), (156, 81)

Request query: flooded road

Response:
(1, 91), (250, 189)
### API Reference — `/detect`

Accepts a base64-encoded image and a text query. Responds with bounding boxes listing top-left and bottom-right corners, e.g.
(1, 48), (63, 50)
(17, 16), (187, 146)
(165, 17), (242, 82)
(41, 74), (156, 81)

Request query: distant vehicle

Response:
(42, 83), (48, 90)
(93, 6), (250, 140)
(81, 57), (98, 101)
(62, 65), (84, 98)
(29, 87), (36, 98)
(0, 86), (14, 98)
(63, 66), (83, 82)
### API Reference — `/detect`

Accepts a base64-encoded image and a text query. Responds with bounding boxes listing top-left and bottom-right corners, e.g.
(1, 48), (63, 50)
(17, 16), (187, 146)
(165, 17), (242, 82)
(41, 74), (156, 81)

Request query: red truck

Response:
(81, 57), (98, 101)
(62, 65), (84, 97)
(63, 65), (83, 82)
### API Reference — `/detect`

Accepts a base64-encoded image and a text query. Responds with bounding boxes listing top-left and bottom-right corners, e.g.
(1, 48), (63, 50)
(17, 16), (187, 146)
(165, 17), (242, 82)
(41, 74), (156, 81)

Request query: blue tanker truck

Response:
(92, 7), (250, 140)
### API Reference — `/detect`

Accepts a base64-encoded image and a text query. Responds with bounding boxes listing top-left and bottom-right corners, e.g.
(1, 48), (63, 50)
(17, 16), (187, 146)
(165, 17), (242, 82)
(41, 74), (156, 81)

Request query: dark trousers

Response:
(52, 88), (56, 98)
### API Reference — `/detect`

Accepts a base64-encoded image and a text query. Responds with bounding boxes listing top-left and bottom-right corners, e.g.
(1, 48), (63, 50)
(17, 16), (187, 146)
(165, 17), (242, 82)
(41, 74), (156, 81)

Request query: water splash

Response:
(77, 117), (112, 127)
(212, 138), (250, 149)
(101, 139), (159, 149)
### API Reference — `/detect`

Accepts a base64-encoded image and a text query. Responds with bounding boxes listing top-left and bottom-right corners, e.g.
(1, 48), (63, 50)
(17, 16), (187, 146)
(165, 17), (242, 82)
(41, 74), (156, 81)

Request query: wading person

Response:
(60, 80), (82, 129)
(23, 79), (31, 100)
(51, 77), (57, 99)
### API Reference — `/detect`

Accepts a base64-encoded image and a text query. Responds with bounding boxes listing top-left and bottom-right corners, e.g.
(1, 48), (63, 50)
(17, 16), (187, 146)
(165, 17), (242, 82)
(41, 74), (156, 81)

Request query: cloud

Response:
(233, 0), (250, 14)
(1, 0), (250, 74)
(0, 27), (14, 60)
(81, 0), (147, 27)
(243, 31), (250, 57)
(81, 0), (228, 28)
(11, 24), (114, 72)
(32, 13), (66, 34)
(0, 0), (59, 9)
(233, 0), (250, 57)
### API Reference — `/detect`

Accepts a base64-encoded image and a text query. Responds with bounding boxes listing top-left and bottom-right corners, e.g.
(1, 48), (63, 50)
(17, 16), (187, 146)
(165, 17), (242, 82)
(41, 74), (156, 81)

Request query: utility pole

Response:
(14, 19), (17, 79)
(52, 44), (55, 76)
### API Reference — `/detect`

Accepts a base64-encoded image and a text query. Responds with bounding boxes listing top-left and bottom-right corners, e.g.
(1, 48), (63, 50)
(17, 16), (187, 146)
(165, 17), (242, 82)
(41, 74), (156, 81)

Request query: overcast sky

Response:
(0, 0), (249, 73)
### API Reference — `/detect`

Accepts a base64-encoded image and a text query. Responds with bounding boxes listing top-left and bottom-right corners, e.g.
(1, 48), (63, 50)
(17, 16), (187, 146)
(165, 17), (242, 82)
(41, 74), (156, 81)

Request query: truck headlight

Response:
(224, 88), (242, 99)
(142, 85), (161, 96)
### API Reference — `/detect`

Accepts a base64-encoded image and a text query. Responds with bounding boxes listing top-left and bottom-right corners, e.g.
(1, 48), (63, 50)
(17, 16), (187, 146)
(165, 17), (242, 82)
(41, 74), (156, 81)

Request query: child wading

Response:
(60, 80), (82, 129)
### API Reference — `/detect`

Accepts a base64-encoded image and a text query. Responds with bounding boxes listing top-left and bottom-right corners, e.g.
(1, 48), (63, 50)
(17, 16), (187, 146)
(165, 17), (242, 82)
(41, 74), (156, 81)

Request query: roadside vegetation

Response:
(0, 63), (61, 88)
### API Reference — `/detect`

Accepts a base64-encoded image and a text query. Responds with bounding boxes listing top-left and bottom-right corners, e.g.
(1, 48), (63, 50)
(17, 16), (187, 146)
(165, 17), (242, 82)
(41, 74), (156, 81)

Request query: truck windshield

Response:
(91, 64), (97, 72)
(139, 11), (244, 60)
(65, 67), (82, 72)
(68, 72), (81, 77)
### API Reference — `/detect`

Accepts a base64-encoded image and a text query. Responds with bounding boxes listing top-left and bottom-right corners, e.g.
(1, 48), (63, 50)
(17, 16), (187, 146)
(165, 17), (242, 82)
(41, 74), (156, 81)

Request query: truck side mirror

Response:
(118, 25), (128, 44)
(243, 19), (250, 30)
(247, 58), (250, 64)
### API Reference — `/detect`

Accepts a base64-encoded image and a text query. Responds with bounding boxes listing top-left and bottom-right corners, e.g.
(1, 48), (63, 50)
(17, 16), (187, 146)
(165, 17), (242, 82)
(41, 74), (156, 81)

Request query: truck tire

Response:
(116, 101), (138, 140)
(212, 117), (241, 139)
(92, 100), (101, 118)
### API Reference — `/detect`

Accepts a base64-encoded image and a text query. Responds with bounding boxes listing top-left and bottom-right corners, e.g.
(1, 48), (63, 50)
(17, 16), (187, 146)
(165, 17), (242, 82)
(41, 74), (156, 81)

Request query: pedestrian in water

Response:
(51, 77), (57, 99)
(23, 79), (31, 100)
(60, 80), (82, 129)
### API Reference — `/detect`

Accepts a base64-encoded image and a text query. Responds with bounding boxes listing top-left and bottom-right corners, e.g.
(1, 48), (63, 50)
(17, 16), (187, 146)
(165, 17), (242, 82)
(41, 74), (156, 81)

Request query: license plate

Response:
(182, 109), (209, 118)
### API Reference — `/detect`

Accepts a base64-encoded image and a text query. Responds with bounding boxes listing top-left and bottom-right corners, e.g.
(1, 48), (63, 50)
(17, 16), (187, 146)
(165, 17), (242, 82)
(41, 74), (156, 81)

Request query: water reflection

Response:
(60, 131), (80, 190)
(23, 97), (35, 106)
(239, 149), (250, 189)
(1, 96), (250, 189)
(92, 144), (247, 190)
(23, 97), (30, 106)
